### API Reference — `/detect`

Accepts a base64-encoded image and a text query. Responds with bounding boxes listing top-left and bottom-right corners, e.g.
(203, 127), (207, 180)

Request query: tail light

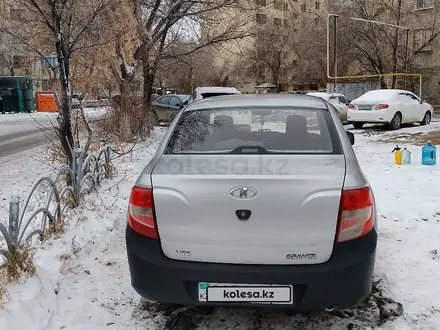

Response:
(348, 103), (356, 110)
(375, 104), (389, 110)
(128, 186), (159, 239)
(336, 187), (374, 243)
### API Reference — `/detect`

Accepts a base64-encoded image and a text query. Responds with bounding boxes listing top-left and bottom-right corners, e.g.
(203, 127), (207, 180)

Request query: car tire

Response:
(150, 110), (159, 126)
(353, 122), (364, 129)
(388, 112), (402, 130)
(420, 111), (431, 126)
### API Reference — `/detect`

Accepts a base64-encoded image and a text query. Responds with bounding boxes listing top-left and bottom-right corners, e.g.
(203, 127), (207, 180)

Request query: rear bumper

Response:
(126, 226), (377, 311)
(347, 109), (394, 123)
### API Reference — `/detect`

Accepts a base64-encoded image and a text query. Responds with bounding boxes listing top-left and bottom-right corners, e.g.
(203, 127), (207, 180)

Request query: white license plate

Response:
(358, 106), (372, 111)
(198, 282), (293, 304)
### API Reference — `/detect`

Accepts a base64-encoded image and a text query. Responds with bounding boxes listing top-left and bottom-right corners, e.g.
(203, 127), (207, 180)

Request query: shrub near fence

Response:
(0, 145), (113, 271)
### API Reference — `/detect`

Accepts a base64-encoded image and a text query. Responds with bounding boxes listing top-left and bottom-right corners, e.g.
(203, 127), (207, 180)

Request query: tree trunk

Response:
(58, 59), (74, 166)
(391, 0), (402, 88)
(142, 56), (155, 137)
(53, 8), (74, 166)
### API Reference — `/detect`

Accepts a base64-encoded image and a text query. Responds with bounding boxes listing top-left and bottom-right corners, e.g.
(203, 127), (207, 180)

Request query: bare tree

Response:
(125, 0), (255, 136)
(335, 0), (440, 89)
(1, 0), (112, 164)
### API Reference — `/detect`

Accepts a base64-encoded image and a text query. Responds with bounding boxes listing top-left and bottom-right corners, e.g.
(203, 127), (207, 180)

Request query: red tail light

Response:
(348, 103), (356, 110)
(128, 186), (159, 239)
(336, 187), (374, 243)
(375, 104), (389, 110)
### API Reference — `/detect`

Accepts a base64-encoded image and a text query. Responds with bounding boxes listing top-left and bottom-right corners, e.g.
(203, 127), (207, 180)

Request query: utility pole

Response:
(333, 15), (338, 92)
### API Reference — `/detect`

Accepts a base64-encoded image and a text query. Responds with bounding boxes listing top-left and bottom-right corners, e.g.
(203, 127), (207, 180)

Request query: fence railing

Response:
(0, 146), (113, 259)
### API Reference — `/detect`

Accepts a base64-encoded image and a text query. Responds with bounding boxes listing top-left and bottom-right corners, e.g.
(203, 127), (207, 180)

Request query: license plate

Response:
(358, 106), (372, 111)
(198, 282), (293, 304)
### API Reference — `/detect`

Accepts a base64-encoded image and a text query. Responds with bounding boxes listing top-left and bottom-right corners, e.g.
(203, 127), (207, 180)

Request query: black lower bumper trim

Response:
(126, 225), (377, 311)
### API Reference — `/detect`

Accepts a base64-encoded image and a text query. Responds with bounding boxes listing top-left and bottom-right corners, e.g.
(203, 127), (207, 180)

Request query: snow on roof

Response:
(256, 83), (277, 88)
(195, 87), (241, 94)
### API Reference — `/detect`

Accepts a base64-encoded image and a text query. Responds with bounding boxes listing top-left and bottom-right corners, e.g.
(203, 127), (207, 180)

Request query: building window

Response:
(42, 80), (50, 91)
(40, 57), (58, 68)
(315, 2), (320, 9)
(274, 1), (288, 10)
(274, 18), (282, 26)
(416, 0), (435, 9)
(13, 55), (25, 67)
(255, 0), (266, 6)
(10, 8), (24, 20)
(414, 28), (432, 50)
(301, 4), (307, 11)
(256, 13), (267, 24)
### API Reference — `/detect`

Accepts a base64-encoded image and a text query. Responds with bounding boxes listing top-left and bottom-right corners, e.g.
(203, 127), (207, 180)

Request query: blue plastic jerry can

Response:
(422, 141), (436, 166)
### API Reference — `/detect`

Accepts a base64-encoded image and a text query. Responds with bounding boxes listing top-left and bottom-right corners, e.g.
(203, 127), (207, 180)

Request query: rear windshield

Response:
(165, 107), (342, 155)
(358, 90), (397, 101)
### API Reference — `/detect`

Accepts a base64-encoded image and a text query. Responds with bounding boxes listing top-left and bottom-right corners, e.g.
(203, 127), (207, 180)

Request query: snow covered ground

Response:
(2, 123), (440, 329)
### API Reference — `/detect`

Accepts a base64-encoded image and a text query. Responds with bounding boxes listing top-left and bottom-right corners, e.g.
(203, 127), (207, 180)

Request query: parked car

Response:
(186, 86), (241, 104)
(151, 94), (190, 124)
(126, 94), (377, 311)
(307, 92), (349, 122)
(347, 89), (434, 130)
(70, 92), (87, 109)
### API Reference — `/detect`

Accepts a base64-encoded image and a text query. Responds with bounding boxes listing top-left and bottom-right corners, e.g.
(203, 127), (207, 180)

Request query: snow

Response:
(0, 107), (108, 135)
(2, 123), (440, 329)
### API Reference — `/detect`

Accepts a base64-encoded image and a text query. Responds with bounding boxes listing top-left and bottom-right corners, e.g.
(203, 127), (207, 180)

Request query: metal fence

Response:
(0, 146), (113, 259)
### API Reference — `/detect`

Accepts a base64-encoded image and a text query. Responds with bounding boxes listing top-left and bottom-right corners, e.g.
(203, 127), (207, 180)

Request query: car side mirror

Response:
(179, 104), (184, 109)
(347, 131), (355, 145)
(183, 100), (188, 106)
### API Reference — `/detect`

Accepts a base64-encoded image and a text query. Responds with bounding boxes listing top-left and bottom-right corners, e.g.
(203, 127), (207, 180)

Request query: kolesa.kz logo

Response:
(223, 289), (274, 299)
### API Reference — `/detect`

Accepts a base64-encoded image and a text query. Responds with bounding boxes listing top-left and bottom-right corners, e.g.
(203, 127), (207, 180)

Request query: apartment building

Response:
(410, 1), (440, 103)
(206, 0), (440, 102)
(203, 0), (328, 93)
(0, 1), (55, 92)
(328, 0), (440, 103)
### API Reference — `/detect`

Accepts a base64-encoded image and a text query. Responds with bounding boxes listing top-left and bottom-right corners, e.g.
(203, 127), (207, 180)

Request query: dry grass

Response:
(0, 245), (36, 303)
(45, 218), (65, 240)
(380, 131), (440, 146)
(59, 253), (72, 261)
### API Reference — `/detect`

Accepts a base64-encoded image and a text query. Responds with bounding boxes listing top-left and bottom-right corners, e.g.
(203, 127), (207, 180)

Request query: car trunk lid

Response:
(151, 154), (346, 265)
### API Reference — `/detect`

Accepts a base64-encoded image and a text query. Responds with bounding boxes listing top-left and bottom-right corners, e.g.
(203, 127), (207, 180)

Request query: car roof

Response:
(194, 87), (241, 94)
(184, 94), (328, 111)
(364, 89), (411, 94)
(308, 92), (345, 97)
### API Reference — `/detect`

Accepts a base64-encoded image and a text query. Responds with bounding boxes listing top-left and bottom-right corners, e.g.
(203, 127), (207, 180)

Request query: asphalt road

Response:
(0, 114), (55, 158)
(0, 110), (104, 159)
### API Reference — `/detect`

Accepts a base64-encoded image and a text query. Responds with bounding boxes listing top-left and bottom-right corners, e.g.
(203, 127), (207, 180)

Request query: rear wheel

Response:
(150, 110), (159, 126)
(420, 111), (431, 126)
(352, 122), (364, 129)
(388, 112), (402, 130)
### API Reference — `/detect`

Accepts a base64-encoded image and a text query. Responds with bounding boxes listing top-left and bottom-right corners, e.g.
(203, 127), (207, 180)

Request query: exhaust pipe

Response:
(325, 306), (335, 312)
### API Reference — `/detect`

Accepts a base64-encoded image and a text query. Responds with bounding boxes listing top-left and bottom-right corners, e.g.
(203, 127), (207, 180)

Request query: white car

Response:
(186, 87), (241, 104)
(307, 92), (349, 122)
(347, 89), (434, 130)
